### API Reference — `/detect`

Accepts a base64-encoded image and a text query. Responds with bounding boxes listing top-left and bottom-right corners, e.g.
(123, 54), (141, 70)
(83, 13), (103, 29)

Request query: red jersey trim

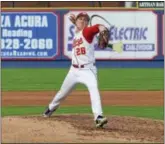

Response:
(82, 24), (100, 43)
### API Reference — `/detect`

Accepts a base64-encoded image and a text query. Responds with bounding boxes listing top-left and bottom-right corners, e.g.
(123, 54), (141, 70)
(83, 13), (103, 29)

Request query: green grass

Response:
(2, 68), (164, 91)
(2, 106), (164, 120)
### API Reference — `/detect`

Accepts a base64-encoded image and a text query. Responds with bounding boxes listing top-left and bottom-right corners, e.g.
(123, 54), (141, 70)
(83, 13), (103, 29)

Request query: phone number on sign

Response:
(1, 38), (53, 50)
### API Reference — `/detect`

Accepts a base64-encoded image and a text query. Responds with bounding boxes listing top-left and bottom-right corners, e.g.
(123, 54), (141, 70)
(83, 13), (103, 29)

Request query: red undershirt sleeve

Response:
(82, 24), (100, 43)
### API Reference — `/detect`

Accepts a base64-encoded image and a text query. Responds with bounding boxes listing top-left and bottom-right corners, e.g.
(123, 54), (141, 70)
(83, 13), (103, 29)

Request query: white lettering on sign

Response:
(2, 29), (32, 38)
(1, 38), (53, 50)
(14, 15), (48, 27)
(1, 51), (49, 57)
(1, 15), (11, 27)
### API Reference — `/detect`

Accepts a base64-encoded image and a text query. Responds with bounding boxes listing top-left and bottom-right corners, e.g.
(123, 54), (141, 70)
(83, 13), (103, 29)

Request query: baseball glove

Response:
(98, 29), (110, 49)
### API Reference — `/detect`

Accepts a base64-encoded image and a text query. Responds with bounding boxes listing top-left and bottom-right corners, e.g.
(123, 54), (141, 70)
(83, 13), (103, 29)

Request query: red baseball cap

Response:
(76, 12), (90, 22)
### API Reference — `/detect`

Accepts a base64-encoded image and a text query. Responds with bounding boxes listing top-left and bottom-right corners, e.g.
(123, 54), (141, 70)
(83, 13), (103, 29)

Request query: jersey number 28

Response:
(76, 47), (86, 55)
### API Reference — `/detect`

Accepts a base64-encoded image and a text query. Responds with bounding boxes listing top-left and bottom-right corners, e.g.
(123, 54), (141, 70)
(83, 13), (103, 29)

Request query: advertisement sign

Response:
(162, 14), (164, 56)
(64, 10), (158, 60)
(138, 1), (164, 8)
(1, 11), (59, 60)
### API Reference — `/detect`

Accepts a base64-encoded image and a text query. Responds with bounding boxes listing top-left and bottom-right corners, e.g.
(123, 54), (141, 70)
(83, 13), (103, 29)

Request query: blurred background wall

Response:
(1, 1), (137, 8)
(2, 1), (163, 69)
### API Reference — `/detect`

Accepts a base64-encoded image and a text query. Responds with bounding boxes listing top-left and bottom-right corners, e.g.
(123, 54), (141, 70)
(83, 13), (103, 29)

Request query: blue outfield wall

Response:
(2, 60), (164, 68)
(1, 8), (164, 68)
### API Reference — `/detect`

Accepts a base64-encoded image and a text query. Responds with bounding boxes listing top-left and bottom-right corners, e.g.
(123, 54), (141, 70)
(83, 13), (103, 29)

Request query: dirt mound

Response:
(2, 115), (164, 143)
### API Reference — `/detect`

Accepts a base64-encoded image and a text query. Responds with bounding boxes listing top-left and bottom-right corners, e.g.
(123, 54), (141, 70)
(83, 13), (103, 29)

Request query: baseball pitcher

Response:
(43, 12), (110, 128)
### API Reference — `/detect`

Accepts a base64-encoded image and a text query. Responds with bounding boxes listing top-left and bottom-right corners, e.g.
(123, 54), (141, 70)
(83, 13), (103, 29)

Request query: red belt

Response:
(72, 64), (84, 68)
(72, 63), (95, 68)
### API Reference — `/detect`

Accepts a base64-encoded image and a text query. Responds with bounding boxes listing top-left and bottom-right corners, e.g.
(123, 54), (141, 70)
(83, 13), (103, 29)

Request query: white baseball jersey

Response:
(72, 24), (99, 66)
(72, 31), (95, 65)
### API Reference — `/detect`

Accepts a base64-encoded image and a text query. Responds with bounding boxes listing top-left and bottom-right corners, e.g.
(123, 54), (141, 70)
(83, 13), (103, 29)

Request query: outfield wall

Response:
(1, 8), (164, 68)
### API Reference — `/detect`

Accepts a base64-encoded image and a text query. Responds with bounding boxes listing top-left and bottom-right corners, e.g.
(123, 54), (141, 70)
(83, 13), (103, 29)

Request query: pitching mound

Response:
(2, 115), (164, 143)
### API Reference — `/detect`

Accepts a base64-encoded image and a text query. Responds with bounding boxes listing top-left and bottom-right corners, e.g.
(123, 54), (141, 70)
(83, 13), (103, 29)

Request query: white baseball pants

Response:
(48, 64), (103, 120)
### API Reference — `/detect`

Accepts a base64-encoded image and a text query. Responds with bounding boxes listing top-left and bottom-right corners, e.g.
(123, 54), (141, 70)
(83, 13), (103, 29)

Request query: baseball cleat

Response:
(43, 107), (55, 117)
(95, 115), (108, 128)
